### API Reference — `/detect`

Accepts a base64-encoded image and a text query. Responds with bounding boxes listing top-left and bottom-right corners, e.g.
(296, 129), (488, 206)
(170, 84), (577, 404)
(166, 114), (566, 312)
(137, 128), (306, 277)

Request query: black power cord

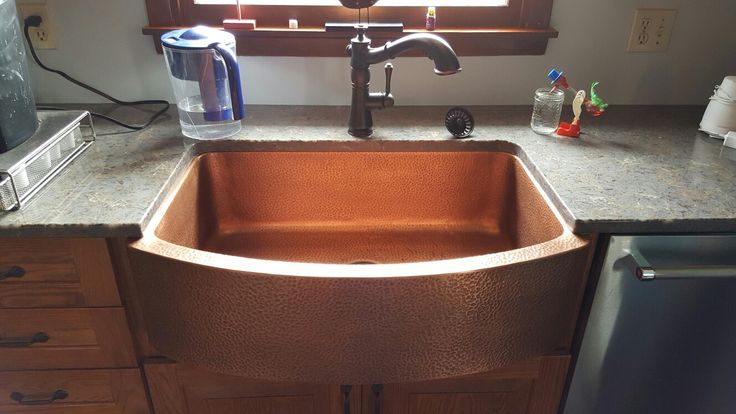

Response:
(23, 15), (170, 131)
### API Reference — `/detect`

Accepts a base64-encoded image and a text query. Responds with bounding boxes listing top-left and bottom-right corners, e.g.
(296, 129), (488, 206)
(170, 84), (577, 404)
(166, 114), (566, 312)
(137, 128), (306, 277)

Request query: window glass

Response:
(195, 0), (508, 6)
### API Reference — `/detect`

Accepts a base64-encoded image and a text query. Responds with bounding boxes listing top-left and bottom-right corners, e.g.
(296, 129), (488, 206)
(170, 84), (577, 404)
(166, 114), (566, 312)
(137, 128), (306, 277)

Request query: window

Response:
(143, 0), (557, 56)
(195, 0), (508, 6)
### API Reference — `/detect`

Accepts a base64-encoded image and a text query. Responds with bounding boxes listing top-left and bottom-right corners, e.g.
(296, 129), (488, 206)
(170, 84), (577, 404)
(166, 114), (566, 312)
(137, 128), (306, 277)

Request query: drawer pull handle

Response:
(624, 251), (736, 281)
(341, 384), (352, 414)
(10, 389), (68, 405)
(0, 266), (25, 281)
(0, 332), (50, 348)
(371, 384), (384, 414)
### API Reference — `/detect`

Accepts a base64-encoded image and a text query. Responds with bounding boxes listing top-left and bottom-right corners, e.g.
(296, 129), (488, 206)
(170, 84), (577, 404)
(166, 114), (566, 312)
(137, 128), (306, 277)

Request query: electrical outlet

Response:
(627, 8), (676, 53)
(18, 3), (56, 49)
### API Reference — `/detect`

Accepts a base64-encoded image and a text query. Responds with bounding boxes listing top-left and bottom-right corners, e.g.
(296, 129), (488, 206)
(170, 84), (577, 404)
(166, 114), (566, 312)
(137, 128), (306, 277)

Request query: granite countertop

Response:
(0, 104), (733, 237)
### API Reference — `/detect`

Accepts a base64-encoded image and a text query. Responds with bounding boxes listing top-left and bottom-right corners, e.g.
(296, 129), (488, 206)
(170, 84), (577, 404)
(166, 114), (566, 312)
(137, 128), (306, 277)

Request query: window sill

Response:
(141, 26), (558, 56)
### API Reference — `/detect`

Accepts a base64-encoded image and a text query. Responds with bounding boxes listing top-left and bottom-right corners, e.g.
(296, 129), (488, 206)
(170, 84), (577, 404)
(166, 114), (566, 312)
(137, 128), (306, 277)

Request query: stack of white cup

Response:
(700, 76), (736, 139)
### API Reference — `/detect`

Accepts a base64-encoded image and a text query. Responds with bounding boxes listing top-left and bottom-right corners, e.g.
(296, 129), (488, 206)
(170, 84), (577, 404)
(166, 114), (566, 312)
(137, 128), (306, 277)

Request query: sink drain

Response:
(350, 260), (378, 265)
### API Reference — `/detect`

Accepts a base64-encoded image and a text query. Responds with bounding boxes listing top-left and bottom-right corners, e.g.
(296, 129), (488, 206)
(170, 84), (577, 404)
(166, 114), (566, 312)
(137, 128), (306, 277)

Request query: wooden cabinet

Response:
(0, 238), (120, 308)
(362, 357), (570, 414)
(0, 308), (137, 370)
(0, 237), (149, 413)
(0, 369), (150, 413)
(1, 236), (575, 414)
(144, 361), (355, 414)
(144, 358), (569, 414)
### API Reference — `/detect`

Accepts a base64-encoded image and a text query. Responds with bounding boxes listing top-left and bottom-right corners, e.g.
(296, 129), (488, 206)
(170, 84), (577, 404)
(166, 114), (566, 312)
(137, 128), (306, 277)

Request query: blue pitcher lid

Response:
(161, 26), (235, 50)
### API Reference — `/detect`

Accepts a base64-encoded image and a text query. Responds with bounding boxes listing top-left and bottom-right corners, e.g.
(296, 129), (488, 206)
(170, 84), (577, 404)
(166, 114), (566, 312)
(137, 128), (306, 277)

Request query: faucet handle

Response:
(384, 63), (393, 95)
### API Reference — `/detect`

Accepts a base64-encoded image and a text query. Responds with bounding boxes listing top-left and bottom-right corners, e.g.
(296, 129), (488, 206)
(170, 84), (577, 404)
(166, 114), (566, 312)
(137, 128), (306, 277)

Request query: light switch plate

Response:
(627, 8), (677, 53)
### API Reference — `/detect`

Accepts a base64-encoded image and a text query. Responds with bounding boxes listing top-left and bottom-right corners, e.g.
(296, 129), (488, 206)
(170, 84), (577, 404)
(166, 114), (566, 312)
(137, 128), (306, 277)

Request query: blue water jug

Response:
(161, 26), (245, 140)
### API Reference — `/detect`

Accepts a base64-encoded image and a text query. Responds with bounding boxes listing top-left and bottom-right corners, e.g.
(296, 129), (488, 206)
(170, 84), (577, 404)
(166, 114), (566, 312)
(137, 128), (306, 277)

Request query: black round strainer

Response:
(445, 107), (475, 138)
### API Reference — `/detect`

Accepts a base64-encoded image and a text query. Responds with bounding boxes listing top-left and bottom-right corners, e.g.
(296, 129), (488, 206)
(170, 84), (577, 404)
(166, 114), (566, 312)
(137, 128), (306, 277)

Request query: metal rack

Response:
(0, 110), (95, 211)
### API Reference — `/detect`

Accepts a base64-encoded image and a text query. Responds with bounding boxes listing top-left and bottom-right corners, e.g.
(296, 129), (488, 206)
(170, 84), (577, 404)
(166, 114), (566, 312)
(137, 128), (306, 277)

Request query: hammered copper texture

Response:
(129, 151), (591, 384)
(154, 152), (564, 263)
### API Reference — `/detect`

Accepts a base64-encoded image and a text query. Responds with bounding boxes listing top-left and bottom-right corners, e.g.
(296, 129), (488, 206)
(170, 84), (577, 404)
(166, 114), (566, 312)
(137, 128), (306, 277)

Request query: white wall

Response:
(22, 0), (736, 105)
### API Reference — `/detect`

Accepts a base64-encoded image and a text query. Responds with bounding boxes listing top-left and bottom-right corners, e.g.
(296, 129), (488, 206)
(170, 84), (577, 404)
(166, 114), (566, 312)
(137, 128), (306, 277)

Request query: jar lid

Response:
(161, 26), (235, 50)
(535, 87), (565, 99)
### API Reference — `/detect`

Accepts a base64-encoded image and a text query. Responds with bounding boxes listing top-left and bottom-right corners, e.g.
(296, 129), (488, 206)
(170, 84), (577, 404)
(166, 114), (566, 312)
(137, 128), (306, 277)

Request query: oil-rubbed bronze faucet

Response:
(347, 26), (461, 137)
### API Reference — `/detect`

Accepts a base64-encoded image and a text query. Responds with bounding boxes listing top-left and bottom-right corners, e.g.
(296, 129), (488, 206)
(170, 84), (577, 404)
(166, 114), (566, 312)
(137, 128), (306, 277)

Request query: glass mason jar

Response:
(531, 87), (565, 135)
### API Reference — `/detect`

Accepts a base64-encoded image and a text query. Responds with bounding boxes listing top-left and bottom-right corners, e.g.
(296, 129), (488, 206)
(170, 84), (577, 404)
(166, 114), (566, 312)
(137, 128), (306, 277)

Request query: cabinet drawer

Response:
(0, 238), (120, 308)
(0, 308), (137, 370)
(0, 369), (150, 413)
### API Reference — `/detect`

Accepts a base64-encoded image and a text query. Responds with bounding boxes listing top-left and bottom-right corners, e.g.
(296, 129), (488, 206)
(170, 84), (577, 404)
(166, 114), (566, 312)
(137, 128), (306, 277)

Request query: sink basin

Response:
(129, 149), (591, 384)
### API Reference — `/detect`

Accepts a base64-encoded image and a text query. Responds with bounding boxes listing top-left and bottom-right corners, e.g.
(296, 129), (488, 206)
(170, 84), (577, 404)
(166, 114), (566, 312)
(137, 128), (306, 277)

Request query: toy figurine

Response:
(546, 69), (609, 137)
(557, 90), (585, 138)
(586, 82), (608, 116)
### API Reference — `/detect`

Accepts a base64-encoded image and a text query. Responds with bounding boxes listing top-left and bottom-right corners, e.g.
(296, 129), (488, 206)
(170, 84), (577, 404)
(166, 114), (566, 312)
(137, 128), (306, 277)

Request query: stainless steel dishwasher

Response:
(563, 235), (736, 414)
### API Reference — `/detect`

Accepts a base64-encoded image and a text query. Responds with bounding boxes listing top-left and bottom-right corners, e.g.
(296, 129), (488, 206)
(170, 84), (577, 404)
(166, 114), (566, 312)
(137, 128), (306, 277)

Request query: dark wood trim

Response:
(520, 0), (554, 28)
(143, 0), (556, 56)
(145, 0), (176, 26)
(145, 0), (180, 52)
(143, 25), (557, 56)
(179, 5), (523, 28)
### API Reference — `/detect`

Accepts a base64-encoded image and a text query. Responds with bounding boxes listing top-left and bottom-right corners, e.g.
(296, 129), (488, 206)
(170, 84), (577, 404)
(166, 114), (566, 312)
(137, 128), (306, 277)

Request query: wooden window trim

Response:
(143, 0), (557, 56)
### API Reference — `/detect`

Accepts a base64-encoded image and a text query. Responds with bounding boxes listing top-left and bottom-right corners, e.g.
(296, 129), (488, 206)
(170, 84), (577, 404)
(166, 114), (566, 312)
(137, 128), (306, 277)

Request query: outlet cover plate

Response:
(627, 8), (677, 53)
(18, 3), (56, 49)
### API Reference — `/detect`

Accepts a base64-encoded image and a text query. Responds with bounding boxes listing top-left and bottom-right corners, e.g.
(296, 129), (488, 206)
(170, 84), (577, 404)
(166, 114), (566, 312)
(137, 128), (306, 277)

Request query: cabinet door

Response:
(0, 238), (120, 308)
(364, 356), (570, 414)
(144, 361), (357, 414)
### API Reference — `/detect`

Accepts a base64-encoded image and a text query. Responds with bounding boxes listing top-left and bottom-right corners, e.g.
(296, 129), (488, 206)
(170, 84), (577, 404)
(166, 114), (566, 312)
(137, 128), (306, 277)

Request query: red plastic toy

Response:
(556, 120), (581, 138)
(556, 90), (586, 138)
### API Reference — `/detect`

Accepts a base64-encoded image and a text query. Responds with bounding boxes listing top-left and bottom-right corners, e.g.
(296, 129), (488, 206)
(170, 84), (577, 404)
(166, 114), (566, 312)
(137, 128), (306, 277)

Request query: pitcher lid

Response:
(161, 25), (235, 50)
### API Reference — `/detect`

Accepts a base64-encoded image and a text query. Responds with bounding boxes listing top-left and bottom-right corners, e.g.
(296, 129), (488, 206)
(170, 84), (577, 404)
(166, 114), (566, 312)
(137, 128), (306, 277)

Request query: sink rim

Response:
(132, 144), (587, 278)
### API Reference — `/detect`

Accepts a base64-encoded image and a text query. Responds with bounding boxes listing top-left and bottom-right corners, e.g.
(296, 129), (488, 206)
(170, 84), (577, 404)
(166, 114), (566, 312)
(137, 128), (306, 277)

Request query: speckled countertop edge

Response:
(0, 105), (734, 237)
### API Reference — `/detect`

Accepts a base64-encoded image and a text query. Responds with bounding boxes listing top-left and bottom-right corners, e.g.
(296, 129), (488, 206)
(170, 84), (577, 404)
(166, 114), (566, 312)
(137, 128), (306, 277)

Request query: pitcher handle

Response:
(211, 43), (245, 121)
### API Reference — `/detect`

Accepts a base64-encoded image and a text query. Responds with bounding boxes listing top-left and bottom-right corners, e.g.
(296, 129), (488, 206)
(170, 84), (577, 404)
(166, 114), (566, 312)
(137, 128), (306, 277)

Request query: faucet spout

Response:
(367, 33), (462, 75)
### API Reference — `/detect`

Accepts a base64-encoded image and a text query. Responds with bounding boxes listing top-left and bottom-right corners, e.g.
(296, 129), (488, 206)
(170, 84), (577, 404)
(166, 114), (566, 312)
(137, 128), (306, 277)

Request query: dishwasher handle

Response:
(625, 250), (736, 281)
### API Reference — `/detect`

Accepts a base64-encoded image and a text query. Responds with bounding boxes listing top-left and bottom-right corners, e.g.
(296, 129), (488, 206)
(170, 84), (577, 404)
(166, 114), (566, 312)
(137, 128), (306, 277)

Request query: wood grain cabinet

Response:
(0, 238), (120, 308)
(0, 308), (137, 370)
(0, 238), (149, 414)
(0, 369), (149, 413)
(362, 357), (571, 414)
(144, 362), (355, 414)
(144, 358), (569, 414)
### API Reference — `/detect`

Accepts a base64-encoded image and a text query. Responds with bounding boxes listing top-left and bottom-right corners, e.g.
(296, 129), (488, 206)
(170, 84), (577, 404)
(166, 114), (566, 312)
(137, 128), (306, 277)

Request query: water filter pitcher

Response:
(161, 26), (245, 140)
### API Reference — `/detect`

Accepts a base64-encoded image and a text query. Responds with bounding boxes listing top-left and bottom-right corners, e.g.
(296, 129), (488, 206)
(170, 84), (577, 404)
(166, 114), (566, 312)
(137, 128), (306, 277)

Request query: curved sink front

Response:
(129, 150), (591, 384)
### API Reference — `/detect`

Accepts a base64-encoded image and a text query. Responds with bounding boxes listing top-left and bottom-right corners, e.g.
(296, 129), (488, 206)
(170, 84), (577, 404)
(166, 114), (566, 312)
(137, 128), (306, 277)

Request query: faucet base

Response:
(345, 29), (460, 138)
(348, 127), (373, 138)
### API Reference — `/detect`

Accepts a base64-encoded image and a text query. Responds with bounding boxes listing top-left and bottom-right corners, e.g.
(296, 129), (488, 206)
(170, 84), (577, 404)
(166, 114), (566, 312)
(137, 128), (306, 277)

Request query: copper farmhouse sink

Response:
(128, 149), (591, 384)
